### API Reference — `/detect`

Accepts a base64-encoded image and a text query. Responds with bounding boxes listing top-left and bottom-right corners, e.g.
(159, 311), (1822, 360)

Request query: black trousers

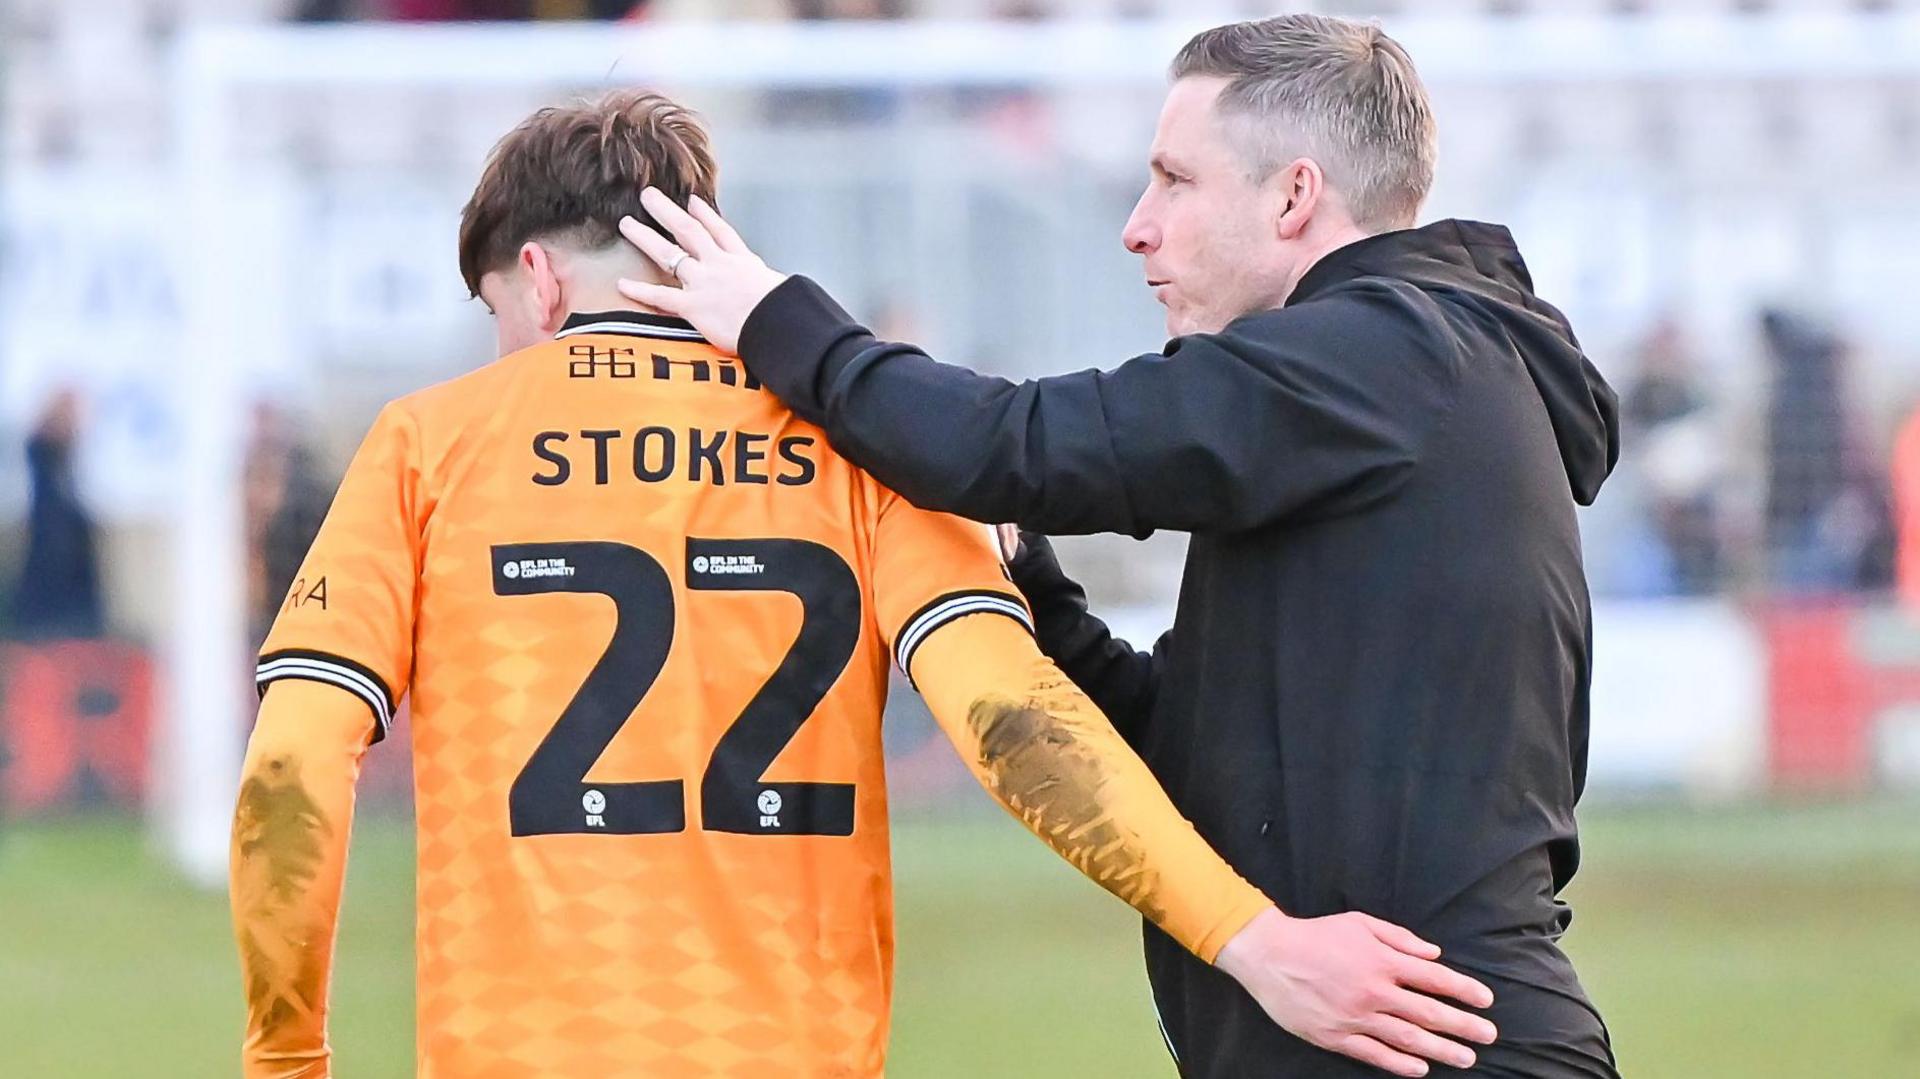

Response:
(1148, 933), (1618, 1079)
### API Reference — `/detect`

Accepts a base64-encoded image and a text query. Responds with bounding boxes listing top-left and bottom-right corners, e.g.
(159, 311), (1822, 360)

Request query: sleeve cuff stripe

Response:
(895, 592), (1035, 675)
(258, 649), (396, 709)
(256, 658), (393, 734)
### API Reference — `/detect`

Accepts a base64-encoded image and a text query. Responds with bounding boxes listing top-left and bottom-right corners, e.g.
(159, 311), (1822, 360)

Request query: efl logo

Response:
(757, 788), (782, 828)
(582, 788), (607, 828)
(692, 554), (766, 576)
(502, 557), (576, 580)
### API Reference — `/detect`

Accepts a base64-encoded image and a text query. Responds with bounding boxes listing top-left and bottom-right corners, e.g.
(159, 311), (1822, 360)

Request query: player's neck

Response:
(552, 245), (685, 323)
(560, 275), (682, 323)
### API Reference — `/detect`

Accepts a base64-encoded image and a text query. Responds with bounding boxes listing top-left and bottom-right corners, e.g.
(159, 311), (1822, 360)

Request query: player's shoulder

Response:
(334, 351), (533, 472)
(389, 347), (535, 421)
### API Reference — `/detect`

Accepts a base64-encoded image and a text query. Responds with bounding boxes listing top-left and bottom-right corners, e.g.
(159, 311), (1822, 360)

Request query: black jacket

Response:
(739, 220), (1621, 1078)
(7, 433), (104, 641)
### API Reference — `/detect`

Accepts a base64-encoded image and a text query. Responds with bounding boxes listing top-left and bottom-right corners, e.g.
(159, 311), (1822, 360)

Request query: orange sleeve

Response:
(871, 497), (1271, 962)
(256, 403), (425, 745)
(231, 679), (370, 1079)
(868, 491), (1032, 679)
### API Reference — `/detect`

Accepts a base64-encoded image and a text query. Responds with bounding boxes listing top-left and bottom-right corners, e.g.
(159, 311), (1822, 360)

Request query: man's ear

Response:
(1275, 158), (1324, 242)
(519, 241), (566, 334)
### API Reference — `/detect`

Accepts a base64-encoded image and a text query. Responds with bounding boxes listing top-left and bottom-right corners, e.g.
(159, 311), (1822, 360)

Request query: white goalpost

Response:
(160, 10), (1920, 885)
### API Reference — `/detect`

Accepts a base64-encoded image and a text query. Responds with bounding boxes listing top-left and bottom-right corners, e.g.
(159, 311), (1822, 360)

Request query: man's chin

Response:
(1169, 308), (1240, 338)
(1165, 313), (1203, 339)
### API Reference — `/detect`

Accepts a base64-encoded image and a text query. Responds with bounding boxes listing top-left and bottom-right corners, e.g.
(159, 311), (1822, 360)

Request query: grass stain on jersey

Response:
(237, 925), (327, 1036)
(233, 754), (335, 1045)
(967, 696), (1169, 928)
(235, 755), (331, 904)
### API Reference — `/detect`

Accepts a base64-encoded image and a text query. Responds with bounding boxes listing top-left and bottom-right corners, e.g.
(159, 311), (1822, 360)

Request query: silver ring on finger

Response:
(665, 249), (691, 280)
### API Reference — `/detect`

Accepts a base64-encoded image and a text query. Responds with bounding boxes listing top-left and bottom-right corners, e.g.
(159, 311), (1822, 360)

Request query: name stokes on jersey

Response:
(531, 428), (819, 488)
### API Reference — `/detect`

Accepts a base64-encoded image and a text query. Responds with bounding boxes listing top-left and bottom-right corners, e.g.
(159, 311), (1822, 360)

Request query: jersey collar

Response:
(556, 309), (708, 344)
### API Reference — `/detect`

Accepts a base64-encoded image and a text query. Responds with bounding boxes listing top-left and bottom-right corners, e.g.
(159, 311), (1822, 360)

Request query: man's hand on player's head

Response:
(1212, 906), (1498, 1078)
(617, 188), (787, 355)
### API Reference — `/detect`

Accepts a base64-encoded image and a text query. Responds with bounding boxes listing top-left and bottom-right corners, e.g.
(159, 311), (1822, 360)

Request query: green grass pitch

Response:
(2, 801), (1916, 1076)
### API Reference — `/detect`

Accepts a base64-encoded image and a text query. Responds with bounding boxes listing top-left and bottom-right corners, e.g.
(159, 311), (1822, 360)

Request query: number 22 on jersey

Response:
(491, 538), (859, 839)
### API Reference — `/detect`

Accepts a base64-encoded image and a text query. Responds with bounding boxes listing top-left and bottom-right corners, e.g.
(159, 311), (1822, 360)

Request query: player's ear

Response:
(519, 241), (566, 334)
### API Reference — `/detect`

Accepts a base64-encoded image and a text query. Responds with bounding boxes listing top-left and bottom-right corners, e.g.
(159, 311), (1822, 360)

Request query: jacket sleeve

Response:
(1007, 532), (1162, 747)
(737, 275), (1442, 536)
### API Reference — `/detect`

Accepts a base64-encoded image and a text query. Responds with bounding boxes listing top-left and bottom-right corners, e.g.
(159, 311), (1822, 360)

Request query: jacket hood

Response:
(1290, 220), (1621, 505)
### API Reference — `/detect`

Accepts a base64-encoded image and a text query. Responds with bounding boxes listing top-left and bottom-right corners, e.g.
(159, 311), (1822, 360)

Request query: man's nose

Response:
(1122, 192), (1158, 255)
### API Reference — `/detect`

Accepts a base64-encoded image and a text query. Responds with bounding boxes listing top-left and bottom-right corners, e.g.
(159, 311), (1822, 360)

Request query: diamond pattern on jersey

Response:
(383, 342), (907, 1078)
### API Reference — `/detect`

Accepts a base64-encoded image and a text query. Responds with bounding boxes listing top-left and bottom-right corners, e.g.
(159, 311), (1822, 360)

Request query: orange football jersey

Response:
(257, 311), (1032, 1078)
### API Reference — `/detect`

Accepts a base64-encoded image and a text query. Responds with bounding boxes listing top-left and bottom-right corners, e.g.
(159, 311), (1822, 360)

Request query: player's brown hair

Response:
(458, 89), (718, 297)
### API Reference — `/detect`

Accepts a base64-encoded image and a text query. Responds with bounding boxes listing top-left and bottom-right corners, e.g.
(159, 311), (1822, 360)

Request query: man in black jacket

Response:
(618, 14), (1621, 1078)
(7, 392), (105, 642)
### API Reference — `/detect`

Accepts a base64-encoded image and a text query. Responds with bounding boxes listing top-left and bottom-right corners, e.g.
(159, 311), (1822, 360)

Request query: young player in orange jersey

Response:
(229, 91), (1487, 1079)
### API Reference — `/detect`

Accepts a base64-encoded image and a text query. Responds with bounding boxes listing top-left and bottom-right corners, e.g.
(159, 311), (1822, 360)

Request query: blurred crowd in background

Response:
(1617, 307), (1903, 600)
(285, 0), (904, 23)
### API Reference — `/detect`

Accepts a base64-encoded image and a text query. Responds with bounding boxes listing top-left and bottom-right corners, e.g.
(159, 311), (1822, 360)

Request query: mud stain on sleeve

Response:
(235, 755), (330, 904)
(967, 696), (1169, 927)
(233, 754), (334, 1036)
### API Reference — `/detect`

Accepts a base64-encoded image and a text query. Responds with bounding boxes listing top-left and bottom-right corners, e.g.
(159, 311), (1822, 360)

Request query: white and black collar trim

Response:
(556, 310), (706, 343)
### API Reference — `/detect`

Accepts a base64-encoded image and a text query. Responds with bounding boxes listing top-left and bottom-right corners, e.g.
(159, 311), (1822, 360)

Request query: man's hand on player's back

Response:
(1216, 908), (1497, 1078)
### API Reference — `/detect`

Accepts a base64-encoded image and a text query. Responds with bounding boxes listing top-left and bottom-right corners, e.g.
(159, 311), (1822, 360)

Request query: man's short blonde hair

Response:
(1172, 14), (1437, 233)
